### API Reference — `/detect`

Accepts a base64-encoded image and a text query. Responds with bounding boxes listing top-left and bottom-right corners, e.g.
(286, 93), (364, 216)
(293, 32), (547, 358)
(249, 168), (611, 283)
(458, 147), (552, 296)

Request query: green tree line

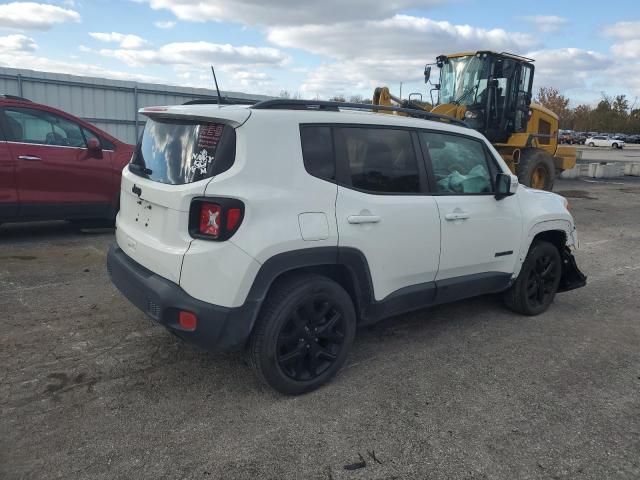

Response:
(535, 87), (640, 134)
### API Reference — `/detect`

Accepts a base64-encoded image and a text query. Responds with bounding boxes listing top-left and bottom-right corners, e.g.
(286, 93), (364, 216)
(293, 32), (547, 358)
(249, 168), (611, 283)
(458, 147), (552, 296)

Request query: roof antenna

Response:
(211, 65), (222, 107)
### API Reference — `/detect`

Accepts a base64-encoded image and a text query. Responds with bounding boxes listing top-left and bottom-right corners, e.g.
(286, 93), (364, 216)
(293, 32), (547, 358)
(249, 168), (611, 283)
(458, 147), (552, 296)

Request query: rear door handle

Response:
(444, 212), (470, 221)
(18, 155), (41, 161)
(347, 215), (381, 224)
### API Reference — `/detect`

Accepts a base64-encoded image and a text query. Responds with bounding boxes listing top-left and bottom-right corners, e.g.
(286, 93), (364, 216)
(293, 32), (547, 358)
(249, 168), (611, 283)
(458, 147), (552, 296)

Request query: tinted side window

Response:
(421, 131), (493, 194)
(4, 108), (85, 147)
(337, 127), (420, 193)
(300, 126), (335, 181)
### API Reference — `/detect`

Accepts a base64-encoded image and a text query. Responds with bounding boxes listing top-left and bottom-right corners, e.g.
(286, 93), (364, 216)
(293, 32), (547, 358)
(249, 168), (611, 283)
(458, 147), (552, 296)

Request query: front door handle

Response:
(18, 155), (41, 161)
(444, 211), (470, 221)
(347, 215), (381, 224)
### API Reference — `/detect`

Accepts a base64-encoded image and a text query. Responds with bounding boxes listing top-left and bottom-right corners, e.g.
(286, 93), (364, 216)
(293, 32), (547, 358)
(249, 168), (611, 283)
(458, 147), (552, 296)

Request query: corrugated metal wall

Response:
(0, 67), (272, 144)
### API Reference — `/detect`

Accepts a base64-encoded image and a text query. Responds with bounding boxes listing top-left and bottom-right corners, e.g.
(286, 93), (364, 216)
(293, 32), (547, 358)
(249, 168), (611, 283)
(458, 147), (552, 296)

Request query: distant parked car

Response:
(0, 95), (134, 226)
(627, 134), (640, 144)
(575, 133), (588, 145)
(585, 135), (624, 149)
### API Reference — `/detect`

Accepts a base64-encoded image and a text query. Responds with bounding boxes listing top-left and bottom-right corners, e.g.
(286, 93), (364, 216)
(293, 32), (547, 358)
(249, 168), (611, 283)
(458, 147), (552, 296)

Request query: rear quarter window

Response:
(300, 126), (335, 181)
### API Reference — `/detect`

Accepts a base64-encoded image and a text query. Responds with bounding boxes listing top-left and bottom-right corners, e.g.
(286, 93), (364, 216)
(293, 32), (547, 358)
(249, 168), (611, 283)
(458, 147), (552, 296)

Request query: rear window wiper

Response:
(128, 163), (153, 176)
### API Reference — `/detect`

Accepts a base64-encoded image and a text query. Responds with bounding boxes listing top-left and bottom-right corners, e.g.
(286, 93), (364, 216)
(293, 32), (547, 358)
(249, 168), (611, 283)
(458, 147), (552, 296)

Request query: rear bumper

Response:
(107, 245), (259, 351)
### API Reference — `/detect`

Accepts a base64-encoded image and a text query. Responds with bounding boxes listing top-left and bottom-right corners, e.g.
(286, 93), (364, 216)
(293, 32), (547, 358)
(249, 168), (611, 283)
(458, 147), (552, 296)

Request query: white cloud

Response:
(0, 34), (38, 52)
(154, 20), (176, 29)
(521, 15), (568, 33)
(0, 2), (80, 30)
(603, 21), (640, 39)
(229, 70), (272, 89)
(267, 14), (536, 97)
(525, 48), (608, 92)
(0, 37), (161, 83)
(269, 15), (536, 61)
(603, 21), (640, 59)
(96, 41), (289, 69)
(89, 32), (148, 49)
(139, 0), (442, 25)
(610, 39), (640, 59)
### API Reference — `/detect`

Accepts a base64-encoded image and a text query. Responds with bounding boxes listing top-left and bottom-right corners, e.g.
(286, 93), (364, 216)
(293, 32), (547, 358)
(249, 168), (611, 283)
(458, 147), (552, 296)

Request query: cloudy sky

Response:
(0, 0), (638, 105)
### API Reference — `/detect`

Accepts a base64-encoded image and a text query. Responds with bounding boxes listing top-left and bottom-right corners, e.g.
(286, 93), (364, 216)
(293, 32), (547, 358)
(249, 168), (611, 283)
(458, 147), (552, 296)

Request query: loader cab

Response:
(432, 51), (534, 144)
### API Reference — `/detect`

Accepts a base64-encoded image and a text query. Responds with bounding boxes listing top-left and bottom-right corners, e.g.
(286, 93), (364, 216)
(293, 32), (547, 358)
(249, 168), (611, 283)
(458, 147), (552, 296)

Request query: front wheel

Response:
(588, 142), (595, 147)
(247, 274), (356, 395)
(516, 148), (556, 191)
(503, 241), (562, 316)
(612, 143), (618, 149)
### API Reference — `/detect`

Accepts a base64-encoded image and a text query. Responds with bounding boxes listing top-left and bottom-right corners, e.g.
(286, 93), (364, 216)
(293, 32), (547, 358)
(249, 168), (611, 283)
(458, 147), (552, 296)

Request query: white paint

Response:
(115, 104), (580, 308)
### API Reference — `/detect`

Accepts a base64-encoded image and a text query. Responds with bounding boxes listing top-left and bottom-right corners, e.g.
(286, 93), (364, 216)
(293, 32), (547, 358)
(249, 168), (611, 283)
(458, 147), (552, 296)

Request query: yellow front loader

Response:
(373, 51), (576, 190)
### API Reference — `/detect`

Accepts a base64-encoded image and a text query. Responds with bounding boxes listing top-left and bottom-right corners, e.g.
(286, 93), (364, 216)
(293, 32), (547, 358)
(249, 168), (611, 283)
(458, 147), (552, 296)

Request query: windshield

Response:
(439, 55), (489, 106)
(130, 118), (236, 185)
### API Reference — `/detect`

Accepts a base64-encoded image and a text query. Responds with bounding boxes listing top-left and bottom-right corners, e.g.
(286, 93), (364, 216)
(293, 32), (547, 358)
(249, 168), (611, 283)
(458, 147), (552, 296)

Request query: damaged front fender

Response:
(558, 247), (587, 293)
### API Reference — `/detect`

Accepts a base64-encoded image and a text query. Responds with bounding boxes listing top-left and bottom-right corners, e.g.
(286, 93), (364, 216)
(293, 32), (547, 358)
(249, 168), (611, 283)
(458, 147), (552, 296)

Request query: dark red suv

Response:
(0, 95), (134, 226)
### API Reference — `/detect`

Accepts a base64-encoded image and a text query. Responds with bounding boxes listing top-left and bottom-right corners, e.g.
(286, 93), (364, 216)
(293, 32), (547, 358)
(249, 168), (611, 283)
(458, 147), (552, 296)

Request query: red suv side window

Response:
(3, 107), (86, 148)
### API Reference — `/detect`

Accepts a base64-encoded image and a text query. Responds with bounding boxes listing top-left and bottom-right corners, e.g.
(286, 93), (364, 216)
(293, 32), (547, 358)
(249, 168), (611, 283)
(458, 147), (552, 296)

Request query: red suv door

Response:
(1, 106), (114, 219)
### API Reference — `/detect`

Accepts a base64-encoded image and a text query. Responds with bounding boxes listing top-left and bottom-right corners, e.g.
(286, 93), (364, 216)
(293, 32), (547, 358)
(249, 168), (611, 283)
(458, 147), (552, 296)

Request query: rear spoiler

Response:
(139, 106), (251, 128)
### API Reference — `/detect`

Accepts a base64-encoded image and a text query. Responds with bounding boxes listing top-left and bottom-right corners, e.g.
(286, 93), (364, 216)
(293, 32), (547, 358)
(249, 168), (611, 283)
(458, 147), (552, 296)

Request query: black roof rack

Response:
(250, 99), (469, 128)
(182, 97), (258, 106)
(0, 94), (31, 102)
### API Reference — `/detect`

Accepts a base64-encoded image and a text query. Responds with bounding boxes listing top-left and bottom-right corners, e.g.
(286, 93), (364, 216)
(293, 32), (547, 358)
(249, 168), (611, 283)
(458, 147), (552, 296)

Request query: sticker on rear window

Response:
(189, 124), (225, 174)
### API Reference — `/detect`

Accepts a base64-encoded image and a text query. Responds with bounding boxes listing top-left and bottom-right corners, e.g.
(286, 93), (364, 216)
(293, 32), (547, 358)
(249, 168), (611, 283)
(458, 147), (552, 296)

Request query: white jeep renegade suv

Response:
(107, 99), (586, 395)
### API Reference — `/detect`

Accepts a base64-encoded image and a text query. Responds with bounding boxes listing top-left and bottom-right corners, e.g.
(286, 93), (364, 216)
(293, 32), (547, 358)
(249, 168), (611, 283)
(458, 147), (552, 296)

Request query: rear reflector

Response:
(179, 311), (197, 330)
(227, 207), (242, 231)
(199, 203), (222, 237)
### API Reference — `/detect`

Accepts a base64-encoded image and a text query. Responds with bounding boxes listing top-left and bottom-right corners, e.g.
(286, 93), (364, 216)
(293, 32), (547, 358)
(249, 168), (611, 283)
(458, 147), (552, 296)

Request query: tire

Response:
(612, 143), (618, 149)
(503, 241), (562, 316)
(588, 142), (595, 147)
(247, 273), (356, 395)
(516, 148), (555, 191)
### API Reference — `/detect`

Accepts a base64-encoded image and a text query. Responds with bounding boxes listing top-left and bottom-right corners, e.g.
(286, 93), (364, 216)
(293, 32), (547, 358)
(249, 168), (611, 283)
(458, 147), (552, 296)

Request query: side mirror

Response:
(495, 173), (518, 200)
(424, 65), (431, 84)
(87, 137), (101, 151)
(86, 137), (103, 158)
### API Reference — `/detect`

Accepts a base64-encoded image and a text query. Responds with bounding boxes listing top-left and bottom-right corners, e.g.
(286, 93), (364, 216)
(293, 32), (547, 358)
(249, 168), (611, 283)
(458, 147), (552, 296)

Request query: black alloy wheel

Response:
(504, 240), (562, 315)
(247, 273), (356, 395)
(276, 296), (346, 381)
(525, 254), (559, 309)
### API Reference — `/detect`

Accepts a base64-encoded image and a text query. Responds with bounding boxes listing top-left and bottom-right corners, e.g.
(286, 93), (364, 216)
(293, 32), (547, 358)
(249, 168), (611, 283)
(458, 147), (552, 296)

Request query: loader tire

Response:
(517, 148), (555, 191)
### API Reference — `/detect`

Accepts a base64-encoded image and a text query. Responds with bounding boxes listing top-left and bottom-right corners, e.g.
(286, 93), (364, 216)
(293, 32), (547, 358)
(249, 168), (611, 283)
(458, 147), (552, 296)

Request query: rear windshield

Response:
(130, 118), (236, 184)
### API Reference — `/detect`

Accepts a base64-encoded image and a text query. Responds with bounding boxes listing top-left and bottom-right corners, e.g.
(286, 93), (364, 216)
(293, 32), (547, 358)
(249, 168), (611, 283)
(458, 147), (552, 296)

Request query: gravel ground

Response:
(1, 178), (639, 480)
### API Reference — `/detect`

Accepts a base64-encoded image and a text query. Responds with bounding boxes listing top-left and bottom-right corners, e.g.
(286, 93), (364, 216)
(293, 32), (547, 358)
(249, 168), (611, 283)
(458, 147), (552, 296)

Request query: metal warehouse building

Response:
(0, 66), (272, 144)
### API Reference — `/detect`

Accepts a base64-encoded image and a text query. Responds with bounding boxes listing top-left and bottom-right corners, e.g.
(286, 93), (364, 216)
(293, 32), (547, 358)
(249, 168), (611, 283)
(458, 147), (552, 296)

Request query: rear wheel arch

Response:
(244, 247), (374, 333)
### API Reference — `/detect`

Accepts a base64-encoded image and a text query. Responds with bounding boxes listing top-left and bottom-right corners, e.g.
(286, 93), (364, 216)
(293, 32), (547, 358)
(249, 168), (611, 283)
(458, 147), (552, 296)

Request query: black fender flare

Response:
(243, 246), (375, 326)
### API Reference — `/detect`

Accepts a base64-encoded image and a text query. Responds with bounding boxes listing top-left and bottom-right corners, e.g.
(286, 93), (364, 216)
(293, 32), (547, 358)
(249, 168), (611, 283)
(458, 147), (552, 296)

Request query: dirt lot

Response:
(1, 178), (639, 480)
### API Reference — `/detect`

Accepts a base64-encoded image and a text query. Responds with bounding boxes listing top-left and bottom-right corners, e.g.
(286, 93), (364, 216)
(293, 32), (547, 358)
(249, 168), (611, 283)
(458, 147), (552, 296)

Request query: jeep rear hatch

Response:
(116, 106), (249, 283)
